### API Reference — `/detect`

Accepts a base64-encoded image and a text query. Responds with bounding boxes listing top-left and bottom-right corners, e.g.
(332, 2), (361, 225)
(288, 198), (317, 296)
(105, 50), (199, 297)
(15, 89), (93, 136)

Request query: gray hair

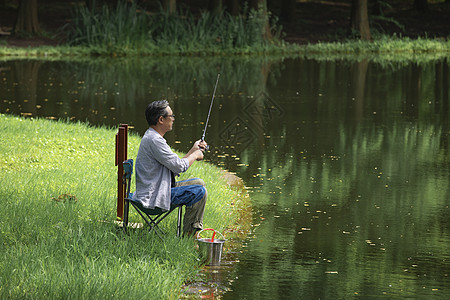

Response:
(145, 100), (169, 126)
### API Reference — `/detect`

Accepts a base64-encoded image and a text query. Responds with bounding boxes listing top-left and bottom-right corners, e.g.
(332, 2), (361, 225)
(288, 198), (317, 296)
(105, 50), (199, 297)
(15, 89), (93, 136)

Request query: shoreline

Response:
(1, 37), (449, 62)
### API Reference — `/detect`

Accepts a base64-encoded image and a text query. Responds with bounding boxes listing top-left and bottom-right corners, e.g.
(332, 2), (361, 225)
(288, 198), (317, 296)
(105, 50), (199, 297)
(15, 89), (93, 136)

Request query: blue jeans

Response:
(171, 178), (207, 233)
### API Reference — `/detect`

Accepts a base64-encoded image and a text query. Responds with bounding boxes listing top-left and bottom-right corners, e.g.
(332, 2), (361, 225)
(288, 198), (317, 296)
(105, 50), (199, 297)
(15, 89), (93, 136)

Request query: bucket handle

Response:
(196, 228), (225, 242)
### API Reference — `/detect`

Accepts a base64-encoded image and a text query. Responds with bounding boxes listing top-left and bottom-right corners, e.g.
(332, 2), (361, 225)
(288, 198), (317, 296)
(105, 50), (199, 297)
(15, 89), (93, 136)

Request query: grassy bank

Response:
(0, 114), (249, 299)
(1, 36), (449, 58)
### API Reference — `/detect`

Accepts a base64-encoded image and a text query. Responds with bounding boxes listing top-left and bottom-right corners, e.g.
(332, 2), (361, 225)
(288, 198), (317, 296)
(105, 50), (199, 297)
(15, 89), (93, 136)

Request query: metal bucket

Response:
(197, 229), (226, 266)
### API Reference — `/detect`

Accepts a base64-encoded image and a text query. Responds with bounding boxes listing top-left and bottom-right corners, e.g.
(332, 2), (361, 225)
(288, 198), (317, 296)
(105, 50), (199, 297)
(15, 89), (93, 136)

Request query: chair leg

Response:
(131, 204), (165, 240)
(123, 199), (129, 231)
(177, 206), (183, 237)
(148, 223), (165, 240)
(127, 201), (183, 239)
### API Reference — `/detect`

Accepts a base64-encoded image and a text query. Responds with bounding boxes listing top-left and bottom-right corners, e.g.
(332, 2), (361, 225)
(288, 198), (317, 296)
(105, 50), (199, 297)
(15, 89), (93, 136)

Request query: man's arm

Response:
(184, 140), (207, 158)
(149, 134), (190, 174)
(185, 149), (204, 166)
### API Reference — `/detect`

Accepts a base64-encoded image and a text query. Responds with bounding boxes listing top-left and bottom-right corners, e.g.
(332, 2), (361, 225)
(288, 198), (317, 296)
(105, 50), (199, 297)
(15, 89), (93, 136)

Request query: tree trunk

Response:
(14, 61), (42, 117)
(350, 0), (371, 40)
(353, 59), (369, 123)
(15, 0), (40, 33)
(162, 0), (176, 14)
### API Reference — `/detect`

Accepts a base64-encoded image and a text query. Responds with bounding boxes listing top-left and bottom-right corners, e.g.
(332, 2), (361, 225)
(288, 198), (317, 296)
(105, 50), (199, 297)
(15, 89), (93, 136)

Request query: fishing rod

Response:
(200, 73), (220, 150)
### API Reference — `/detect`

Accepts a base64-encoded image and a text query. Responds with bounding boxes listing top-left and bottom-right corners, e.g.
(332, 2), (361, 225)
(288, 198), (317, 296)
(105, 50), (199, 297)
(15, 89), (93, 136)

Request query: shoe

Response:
(183, 228), (201, 239)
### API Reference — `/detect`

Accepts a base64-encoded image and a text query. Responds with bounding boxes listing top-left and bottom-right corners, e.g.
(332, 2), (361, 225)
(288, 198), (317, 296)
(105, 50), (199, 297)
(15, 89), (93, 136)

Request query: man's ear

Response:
(157, 115), (164, 124)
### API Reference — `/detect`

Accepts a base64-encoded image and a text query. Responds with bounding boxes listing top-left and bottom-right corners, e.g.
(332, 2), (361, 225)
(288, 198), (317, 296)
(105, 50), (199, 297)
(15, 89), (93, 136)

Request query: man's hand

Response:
(194, 149), (204, 161)
(192, 140), (208, 152)
(185, 140), (207, 166)
(198, 140), (208, 151)
(186, 149), (203, 166)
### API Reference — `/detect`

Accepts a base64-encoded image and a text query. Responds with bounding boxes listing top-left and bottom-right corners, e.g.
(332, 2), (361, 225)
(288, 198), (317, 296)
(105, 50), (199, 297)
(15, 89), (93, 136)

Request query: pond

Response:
(1, 56), (449, 299)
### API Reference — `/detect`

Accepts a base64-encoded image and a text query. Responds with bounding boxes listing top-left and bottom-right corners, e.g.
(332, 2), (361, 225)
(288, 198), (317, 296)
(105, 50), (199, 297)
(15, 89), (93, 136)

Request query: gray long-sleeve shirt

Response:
(132, 128), (189, 211)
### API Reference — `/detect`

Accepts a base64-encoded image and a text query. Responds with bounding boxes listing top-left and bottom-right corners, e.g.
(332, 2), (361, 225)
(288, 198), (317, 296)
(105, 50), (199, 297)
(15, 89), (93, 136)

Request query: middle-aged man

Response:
(132, 100), (208, 237)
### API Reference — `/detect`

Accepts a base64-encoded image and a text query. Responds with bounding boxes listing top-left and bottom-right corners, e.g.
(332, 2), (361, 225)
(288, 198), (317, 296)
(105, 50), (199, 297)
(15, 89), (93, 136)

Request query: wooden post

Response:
(115, 124), (128, 220)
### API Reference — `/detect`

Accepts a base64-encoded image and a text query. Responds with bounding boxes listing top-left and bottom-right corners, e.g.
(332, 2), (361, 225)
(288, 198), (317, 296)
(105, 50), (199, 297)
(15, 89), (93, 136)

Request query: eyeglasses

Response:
(165, 114), (175, 120)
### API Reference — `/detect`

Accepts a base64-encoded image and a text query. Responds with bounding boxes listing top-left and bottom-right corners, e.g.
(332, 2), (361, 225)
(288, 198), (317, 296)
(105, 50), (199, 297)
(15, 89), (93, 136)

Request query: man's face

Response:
(162, 106), (175, 132)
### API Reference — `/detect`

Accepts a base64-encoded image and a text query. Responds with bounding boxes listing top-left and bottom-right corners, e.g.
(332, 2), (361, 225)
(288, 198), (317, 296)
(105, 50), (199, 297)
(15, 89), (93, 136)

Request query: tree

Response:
(15, 0), (40, 33)
(350, 0), (371, 40)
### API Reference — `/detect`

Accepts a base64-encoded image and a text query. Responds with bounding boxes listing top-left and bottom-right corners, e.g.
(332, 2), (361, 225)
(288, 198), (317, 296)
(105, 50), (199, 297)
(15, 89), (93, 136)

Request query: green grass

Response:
(0, 35), (448, 59)
(0, 114), (249, 299)
(304, 35), (450, 54)
(301, 35), (450, 63)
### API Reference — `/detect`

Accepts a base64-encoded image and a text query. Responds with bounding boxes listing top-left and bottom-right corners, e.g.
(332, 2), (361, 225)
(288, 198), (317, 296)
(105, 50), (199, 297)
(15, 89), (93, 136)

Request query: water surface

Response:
(1, 56), (449, 298)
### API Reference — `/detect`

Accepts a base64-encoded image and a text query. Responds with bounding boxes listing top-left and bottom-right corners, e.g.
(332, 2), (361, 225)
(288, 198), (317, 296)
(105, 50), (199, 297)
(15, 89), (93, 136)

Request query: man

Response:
(132, 100), (207, 236)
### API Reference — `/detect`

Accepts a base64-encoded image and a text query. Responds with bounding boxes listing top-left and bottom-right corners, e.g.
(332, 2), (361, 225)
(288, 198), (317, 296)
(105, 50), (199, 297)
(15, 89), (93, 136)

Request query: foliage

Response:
(0, 114), (249, 299)
(65, 1), (154, 53)
(64, 0), (284, 55)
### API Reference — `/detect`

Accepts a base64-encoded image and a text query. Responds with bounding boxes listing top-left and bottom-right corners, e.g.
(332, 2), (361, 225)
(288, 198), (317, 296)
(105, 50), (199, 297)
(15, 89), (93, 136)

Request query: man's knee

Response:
(193, 178), (206, 187)
(201, 187), (207, 202)
(175, 178), (205, 187)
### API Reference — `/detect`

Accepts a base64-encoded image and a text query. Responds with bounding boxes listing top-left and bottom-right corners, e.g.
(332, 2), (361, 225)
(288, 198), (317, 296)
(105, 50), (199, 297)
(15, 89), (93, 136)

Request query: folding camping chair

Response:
(122, 159), (183, 239)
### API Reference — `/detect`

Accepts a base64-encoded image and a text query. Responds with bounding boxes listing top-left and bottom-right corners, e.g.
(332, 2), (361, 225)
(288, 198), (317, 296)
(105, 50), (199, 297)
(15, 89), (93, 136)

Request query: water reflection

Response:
(1, 56), (449, 298)
(225, 120), (448, 299)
